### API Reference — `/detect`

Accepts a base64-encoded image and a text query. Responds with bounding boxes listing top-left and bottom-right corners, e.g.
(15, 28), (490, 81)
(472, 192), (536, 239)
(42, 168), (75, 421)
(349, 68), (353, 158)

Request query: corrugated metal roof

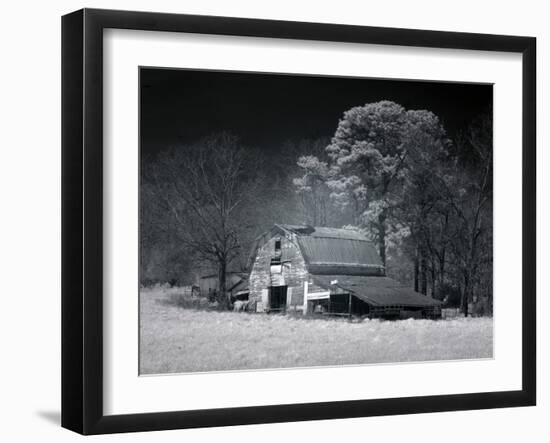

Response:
(276, 224), (383, 271)
(312, 275), (442, 308)
(297, 237), (383, 268)
(278, 224), (367, 241)
(306, 263), (385, 276)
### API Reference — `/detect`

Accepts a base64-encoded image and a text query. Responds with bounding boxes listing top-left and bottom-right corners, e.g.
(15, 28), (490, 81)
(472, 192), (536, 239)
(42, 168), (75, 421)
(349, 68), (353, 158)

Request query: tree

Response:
(323, 101), (478, 306)
(144, 133), (255, 307)
(326, 101), (412, 266)
(293, 155), (330, 226)
(140, 180), (195, 285)
(441, 113), (493, 316)
(397, 109), (452, 297)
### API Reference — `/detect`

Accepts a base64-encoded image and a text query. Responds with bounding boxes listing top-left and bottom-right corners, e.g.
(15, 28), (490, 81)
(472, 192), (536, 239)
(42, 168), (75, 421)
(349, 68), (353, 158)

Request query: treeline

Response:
(141, 101), (492, 315)
(293, 101), (492, 316)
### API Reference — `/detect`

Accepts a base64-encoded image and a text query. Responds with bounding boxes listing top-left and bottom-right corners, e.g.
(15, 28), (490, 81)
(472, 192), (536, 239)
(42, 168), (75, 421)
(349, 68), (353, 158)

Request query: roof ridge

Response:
(276, 224), (370, 240)
(301, 235), (372, 242)
(280, 224), (362, 232)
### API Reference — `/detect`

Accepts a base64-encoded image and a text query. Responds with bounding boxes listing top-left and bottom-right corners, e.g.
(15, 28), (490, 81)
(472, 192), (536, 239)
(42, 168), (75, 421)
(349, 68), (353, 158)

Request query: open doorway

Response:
(269, 286), (287, 312)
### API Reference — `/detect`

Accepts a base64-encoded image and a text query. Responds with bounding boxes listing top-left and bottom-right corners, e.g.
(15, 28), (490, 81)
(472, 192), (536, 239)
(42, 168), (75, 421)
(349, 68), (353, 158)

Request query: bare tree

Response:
(439, 114), (493, 316)
(397, 109), (452, 297)
(145, 133), (253, 307)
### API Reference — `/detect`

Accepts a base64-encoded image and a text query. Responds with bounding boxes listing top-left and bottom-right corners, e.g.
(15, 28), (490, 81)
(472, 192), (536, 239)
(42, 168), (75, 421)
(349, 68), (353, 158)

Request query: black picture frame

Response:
(61, 8), (536, 435)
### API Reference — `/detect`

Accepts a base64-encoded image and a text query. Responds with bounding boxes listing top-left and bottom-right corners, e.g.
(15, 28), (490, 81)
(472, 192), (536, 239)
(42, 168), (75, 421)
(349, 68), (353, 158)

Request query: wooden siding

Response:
(249, 234), (308, 311)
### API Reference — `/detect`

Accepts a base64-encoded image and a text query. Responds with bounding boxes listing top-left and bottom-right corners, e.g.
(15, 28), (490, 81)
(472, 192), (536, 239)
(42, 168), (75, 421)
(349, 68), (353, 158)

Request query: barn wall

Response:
(249, 234), (308, 312)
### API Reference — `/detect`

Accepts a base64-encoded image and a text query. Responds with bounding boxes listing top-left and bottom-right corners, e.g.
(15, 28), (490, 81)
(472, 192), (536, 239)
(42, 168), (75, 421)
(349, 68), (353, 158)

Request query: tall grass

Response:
(140, 287), (493, 374)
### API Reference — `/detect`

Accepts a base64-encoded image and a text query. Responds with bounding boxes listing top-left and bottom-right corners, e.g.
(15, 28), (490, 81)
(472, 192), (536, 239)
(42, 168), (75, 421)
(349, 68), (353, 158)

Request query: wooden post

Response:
(303, 281), (309, 315)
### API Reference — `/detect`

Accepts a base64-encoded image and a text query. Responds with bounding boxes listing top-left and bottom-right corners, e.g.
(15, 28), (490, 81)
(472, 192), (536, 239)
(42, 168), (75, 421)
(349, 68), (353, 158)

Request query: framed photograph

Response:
(61, 8), (536, 435)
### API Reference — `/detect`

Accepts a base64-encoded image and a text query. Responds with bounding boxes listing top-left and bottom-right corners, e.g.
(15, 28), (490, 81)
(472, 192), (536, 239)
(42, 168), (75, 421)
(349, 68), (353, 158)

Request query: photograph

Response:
(138, 68), (494, 375)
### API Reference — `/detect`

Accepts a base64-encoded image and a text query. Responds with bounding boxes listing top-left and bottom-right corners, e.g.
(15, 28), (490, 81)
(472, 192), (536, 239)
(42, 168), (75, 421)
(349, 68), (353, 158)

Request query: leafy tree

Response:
(293, 155), (330, 226)
(290, 101), (493, 317)
(325, 101), (412, 265)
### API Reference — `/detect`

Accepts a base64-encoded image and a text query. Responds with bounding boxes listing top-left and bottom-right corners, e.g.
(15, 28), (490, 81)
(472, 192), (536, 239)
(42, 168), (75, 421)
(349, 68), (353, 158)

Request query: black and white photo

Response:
(139, 68), (494, 374)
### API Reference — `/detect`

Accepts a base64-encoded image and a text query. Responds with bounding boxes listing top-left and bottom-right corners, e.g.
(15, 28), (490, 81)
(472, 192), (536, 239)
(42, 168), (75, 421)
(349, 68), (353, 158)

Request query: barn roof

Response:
(312, 274), (442, 308)
(276, 224), (384, 275)
(277, 224), (368, 241)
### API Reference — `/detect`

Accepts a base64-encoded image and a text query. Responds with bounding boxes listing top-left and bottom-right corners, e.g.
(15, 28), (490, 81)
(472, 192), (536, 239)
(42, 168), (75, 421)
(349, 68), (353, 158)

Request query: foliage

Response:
(292, 101), (493, 315)
(293, 154), (330, 226)
(324, 101), (420, 265)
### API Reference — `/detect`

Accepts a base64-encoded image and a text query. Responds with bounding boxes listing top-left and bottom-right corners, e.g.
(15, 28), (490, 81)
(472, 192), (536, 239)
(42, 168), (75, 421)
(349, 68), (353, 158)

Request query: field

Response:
(140, 286), (493, 375)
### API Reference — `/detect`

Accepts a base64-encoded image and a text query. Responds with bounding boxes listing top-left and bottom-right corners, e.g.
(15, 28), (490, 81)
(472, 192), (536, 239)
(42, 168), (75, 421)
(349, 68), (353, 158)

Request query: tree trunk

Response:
(413, 248), (419, 293)
(438, 248), (446, 301)
(420, 246), (428, 295)
(218, 258), (229, 309)
(430, 261), (436, 299)
(378, 214), (386, 267)
(461, 273), (470, 317)
(312, 191), (318, 226)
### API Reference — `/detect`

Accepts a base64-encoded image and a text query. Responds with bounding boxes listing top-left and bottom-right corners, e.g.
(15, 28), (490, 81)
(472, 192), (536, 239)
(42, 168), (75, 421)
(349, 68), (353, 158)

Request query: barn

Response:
(247, 224), (441, 319)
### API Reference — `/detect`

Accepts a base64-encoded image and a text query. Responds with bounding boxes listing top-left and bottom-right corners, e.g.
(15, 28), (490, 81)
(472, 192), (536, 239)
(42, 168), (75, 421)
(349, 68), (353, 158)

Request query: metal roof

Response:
(276, 225), (383, 272)
(277, 224), (368, 241)
(297, 236), (383, 268)
(312, 274), (442, 308)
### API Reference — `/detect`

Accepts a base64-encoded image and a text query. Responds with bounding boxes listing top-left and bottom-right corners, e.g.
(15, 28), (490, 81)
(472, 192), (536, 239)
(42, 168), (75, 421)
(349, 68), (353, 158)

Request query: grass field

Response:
(139, 286), (493, 375)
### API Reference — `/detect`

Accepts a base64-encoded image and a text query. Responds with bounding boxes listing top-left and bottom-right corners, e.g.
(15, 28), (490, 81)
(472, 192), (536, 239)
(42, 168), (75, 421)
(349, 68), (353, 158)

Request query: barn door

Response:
(269, 286), (287, 312)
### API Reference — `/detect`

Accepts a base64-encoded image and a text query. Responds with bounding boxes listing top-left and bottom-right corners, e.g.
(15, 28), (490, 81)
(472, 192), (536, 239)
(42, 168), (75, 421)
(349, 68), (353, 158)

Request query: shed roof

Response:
(312, 274), (442, 308)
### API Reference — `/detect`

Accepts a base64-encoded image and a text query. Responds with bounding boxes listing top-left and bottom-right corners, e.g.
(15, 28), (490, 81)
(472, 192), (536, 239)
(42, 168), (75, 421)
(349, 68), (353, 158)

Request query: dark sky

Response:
(140, 68), (492, 160)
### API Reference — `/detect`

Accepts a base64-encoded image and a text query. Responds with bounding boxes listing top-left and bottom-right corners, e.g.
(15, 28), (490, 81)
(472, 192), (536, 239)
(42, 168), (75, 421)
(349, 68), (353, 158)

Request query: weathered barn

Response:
(248, 224), (441, 318)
